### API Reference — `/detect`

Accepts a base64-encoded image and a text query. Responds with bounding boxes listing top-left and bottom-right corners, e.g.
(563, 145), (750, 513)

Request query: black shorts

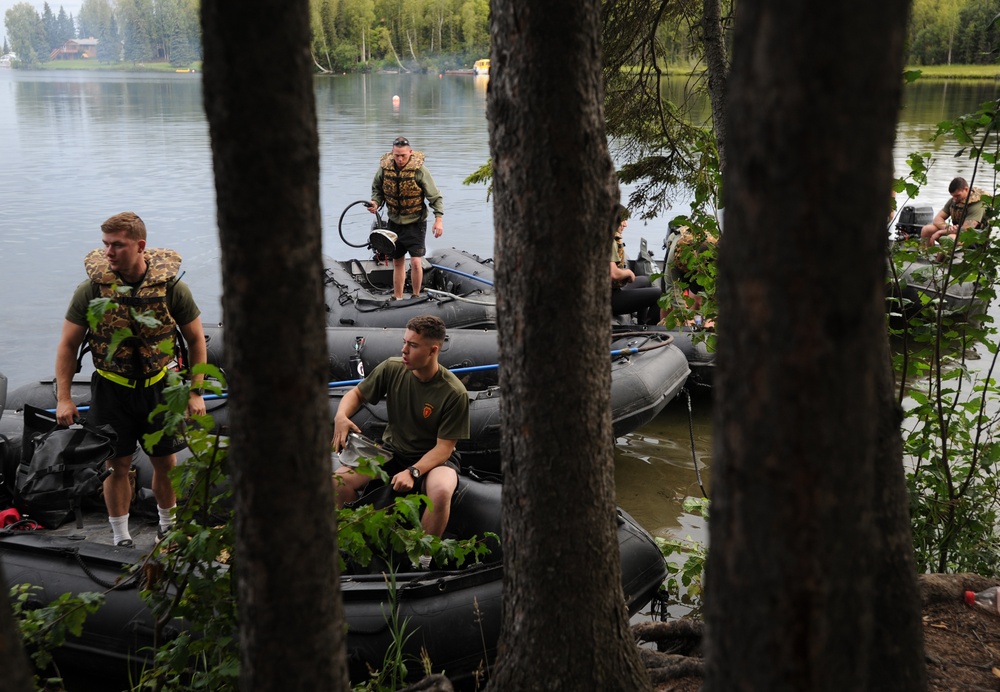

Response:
(387, 219), (427, 259)
(377, 449), (460, 491)
(89, 373), (186, 458)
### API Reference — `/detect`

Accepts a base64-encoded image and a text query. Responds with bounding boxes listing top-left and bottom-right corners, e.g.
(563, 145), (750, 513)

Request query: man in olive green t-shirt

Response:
(332, 315), (469, 542)
(54, 211), (207, 548)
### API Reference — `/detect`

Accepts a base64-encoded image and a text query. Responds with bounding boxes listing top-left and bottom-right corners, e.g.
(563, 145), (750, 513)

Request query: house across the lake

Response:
(50, 38), (98, 61)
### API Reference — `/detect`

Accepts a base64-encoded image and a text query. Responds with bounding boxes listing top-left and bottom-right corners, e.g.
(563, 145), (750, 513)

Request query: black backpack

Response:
(14, 405), (117, 530)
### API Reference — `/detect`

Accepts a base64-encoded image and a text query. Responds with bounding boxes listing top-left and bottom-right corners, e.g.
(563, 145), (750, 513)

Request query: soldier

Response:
(368, 136), (445, 299)
(55, 212), (207, 547)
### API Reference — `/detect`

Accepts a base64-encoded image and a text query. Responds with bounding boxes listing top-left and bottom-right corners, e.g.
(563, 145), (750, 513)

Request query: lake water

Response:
(0, 69), (996, 540)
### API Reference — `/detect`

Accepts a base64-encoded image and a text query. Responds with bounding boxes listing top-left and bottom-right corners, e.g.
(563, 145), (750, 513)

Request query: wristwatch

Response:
(408, 466), (421, 479)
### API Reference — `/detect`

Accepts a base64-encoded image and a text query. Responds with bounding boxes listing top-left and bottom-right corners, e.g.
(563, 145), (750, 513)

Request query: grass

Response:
(30, 59), (200, 72)
(905, 64), (1000, 80)
(622, 62), (999, 80)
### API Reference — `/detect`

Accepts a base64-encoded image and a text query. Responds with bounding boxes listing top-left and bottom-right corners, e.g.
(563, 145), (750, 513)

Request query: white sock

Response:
(157, 505), (176, 531)
(109, 514), (131, 544)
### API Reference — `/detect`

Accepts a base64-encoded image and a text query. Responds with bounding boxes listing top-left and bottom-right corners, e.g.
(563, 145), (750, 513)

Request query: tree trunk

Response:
(0, 565), (33, 692)
(200, 2), (348, 690)
(701, 0), (728, 177)
(705, 1), (926, 690)
(485, 1), (651, 690)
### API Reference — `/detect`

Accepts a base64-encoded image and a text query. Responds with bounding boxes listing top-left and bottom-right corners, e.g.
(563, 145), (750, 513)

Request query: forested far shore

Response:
(4, 0), (999, 72)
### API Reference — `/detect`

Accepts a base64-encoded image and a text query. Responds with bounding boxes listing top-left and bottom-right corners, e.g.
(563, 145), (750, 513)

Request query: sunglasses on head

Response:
(393, 138), (410, 147)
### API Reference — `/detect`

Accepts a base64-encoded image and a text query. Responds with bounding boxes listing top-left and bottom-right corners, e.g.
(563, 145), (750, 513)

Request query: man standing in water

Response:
(332, 315), (468, 565)
(368, 136), (445, 299)
(55, 212), (207, 547)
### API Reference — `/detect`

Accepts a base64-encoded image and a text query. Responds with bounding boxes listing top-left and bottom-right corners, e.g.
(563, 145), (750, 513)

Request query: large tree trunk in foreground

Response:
(0, 565), (32, 692)
(201, 2), (347, 689)
(706, 1), (925, 690)
(485, 1), (650, 690)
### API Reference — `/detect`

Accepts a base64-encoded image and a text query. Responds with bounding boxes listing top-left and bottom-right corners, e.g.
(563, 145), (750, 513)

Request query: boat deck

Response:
(6, 509), (162, 554)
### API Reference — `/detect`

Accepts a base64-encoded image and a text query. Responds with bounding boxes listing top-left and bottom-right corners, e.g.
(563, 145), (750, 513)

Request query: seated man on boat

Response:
(332, 315), (469, 563)
(919, 176), (986, 250)
(610, 204), (663, 325)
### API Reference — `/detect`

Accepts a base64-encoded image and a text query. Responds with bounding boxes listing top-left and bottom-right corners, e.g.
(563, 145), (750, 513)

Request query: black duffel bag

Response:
(14, 405), (117, 530)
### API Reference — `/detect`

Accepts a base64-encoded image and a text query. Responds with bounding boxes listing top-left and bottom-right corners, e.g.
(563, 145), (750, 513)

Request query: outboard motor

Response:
(633, 238), (656, 278)
(896, 204), (934, 240)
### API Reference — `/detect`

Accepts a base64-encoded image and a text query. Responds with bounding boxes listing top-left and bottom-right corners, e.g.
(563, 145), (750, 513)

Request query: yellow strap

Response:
(96, 367), (167, 389)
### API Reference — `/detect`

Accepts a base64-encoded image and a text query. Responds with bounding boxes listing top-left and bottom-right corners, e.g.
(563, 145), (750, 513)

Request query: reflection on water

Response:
(615, 389), (712, 541)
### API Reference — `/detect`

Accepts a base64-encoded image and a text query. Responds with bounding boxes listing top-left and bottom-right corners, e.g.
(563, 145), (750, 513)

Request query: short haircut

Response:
(406, 315), (447, 343)
(616, 203), (630, 224)
(949, 177), (969, 194)
(101, 212), (147, 241)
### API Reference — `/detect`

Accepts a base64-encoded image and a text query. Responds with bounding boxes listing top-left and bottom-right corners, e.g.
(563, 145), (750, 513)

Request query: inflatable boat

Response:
(0, 406), (666, 687)
(891, 204), (992, 321)
(324, 249), (497, 329)
(6, 330), (690, 472)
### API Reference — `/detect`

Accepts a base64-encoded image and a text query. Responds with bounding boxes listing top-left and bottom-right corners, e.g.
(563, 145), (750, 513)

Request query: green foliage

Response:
(462, 158), (493, 201)
(9, 583), (105, 689)
(336, 458), (496, 572)
(889, 96), (1000, 575)
(655, 497), (708, 609)
(657, 134), (721, 351)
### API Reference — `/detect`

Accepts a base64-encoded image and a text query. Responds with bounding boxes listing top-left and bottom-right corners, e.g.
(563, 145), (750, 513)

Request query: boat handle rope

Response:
(679, 387), (708, 499)
(428, 263), (495, 287)
(424, 288), (494, 305)
(69, 548), (143, 591)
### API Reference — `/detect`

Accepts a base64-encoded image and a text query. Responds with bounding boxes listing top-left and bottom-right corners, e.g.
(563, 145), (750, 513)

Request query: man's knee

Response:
(149, 454), (177, 474)
(424, 467), (458, 501)
(106, 456), (133, 478)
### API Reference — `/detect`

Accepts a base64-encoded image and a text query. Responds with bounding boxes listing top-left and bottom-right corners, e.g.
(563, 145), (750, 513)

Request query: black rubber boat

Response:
(324, 249), (497, 329)
(6, 330), (690, 472)
(891, 204), (992, 321)
(0, 407), (666, 687)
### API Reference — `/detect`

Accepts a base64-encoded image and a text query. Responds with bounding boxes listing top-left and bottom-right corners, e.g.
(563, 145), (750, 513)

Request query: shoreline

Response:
(5, 60), (1000, 81)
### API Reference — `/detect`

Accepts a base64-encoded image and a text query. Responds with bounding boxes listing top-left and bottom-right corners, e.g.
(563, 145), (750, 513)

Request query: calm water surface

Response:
(0, 70), (994, 539)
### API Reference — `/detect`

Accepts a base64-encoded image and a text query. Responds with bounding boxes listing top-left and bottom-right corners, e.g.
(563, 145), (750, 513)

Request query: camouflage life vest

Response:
(83, 248), (181, 379)
(612, 235), (629, 289)
(380, 151), (426, 219)
(673, 228), (718, 272)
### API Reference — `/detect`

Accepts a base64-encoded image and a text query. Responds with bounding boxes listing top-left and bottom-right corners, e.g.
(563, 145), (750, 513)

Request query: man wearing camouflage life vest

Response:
(368, 136), (445, 299)
(54, 212), (207, 548)
(920, 176), (987, 249)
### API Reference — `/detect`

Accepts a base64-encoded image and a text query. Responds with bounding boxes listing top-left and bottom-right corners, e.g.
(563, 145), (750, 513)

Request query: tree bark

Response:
(200, 2), (347, 690)
(0, 565), (33, 692)
(701, 0), (729, 178)
(705, 1), (925, 690)
(485, 0), (651, 690)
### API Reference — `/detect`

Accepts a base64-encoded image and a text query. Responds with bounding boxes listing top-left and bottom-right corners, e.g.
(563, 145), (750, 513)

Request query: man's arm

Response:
(54, 320), (88, 426)
(178, 317), (207, 417)
(931, 208), (950, 231)
(391, 438), (458, 492)
(418, 168), (444, 236)
(332, 386), (366, 452)
(370, 168), (385, 209)
(962, 202), (985, 230)
(610, 260), (634, 284)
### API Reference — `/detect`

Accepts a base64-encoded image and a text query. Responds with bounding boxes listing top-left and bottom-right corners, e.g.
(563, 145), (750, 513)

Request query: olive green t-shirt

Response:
(942, 190), (985, 227)
(65, 278), (201, 328)
(358, 358), (470, 458)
